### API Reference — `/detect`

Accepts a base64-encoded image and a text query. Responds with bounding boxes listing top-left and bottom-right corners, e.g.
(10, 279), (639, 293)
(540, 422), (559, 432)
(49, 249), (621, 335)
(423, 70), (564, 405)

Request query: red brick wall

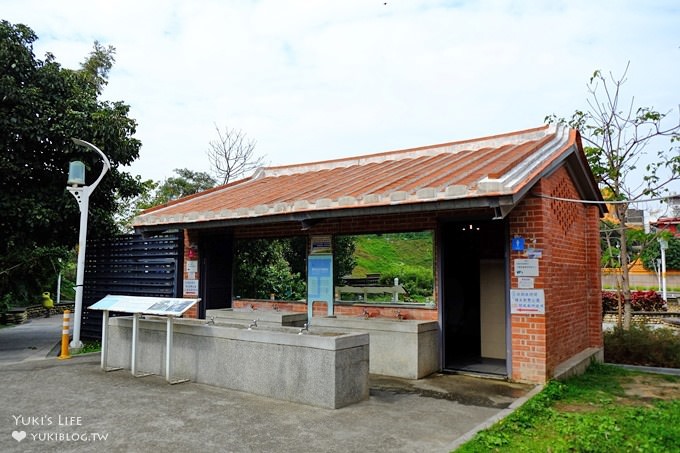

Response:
(232, 299), (438, 320)
(509, 167), (602, 383)
(179, 167), (602, 383)
(182, 229), (200, 319)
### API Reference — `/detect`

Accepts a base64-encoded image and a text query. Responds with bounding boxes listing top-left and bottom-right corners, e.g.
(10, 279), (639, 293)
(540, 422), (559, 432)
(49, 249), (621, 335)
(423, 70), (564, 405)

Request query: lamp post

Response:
(67, 138), (111, 350)
(659, 238), (668, 302)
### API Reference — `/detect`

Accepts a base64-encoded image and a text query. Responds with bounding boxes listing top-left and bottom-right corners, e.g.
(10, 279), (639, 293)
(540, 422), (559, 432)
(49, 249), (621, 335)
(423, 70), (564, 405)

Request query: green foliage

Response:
(117, 168), (217, 232)
(604, 324), (680, 368)
(144, 168), (216, 208)
(600, 218), (657, 269)
(0, 246), (70, 307)
(0, 20), (144, 303)
(77, 340), (101, 354)
(350, 232), (434, 301)
(232, 236), (357, 302)
(0, 293), (11, 313)
(233, 238), (306, 300)
(641, 235), (680, 271)
(547, 63), (680, 328)
(457, 364), (680, 452)
(333, 236), (357, 285)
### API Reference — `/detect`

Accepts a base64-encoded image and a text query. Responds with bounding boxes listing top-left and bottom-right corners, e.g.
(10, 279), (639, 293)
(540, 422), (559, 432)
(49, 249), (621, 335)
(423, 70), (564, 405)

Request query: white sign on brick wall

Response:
(184, 279), (199, 296)
(514, 258), (539, 277)
(510, 289), (545, 314)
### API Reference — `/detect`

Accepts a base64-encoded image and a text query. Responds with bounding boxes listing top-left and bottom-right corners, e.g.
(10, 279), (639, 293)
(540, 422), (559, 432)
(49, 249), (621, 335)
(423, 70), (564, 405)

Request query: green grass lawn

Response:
(456, 363), (680, 452)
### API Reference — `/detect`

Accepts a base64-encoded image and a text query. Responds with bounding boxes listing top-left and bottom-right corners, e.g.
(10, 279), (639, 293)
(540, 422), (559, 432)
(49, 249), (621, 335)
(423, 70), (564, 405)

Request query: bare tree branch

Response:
(206, 124), (266, 185)
(546, 62), (680, 329)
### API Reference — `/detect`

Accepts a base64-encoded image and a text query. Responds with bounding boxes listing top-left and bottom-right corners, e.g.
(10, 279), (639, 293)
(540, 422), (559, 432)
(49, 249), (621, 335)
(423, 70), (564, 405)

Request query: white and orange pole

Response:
(58, 310), (71, 360)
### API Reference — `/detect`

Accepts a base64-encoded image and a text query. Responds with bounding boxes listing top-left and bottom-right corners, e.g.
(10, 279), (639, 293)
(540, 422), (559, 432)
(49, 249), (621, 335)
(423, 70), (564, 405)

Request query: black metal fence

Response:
(81, 232), (183, 339)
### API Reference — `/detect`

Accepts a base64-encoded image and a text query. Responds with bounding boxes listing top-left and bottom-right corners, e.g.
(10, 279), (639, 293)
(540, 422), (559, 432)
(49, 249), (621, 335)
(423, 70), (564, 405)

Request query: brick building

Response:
(133, 124), (604, 383)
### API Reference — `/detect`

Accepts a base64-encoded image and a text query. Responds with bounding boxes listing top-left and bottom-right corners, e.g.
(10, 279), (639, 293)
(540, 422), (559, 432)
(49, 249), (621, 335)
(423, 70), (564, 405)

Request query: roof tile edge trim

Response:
(259, 125), (552, 178)
(132, 183), (480, 226)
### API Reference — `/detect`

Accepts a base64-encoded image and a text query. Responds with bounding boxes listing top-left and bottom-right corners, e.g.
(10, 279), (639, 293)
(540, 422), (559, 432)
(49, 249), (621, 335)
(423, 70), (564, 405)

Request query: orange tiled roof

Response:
(133, 124), (589, 228)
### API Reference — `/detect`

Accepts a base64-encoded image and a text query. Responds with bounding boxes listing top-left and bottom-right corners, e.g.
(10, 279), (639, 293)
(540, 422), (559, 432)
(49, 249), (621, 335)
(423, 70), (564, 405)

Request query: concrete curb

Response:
(607, 362), (680, 376)
(445, 383), (544, 451)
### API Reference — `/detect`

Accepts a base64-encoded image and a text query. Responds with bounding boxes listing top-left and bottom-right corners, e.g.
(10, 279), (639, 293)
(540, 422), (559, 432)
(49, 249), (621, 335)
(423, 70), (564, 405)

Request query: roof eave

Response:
(133, 194), (518, 235)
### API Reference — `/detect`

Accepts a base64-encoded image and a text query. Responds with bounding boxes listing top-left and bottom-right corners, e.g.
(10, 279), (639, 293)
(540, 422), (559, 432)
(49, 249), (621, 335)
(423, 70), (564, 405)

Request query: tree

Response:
(150, 168), (216, 204)
(547, 63), (680, 328)
(0, 21), (144, 305)
(117, 169), (216, 232)
(640, 234), (680, 272)
(206, 125), (265, 185)
(233, 238), (306, 300)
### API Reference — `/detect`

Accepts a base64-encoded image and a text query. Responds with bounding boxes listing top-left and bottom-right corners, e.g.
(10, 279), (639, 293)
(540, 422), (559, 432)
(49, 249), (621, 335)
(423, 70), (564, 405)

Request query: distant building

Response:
(651, 217), (680, 237)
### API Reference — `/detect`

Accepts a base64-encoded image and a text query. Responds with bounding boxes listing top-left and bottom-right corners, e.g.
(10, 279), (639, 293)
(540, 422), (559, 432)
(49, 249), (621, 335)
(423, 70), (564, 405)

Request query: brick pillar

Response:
(509, 190), (549, 383)
(182, 230), (200, 319)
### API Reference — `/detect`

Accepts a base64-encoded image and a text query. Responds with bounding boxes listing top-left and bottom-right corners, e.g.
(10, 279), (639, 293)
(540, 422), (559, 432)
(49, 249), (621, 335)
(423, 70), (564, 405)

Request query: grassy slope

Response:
(352, 232), (433, 277)
(456, 364), (680, 452)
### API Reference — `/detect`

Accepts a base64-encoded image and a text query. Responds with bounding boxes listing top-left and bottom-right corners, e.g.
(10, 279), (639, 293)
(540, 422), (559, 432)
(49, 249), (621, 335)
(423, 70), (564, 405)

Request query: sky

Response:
(3, 1), (679, 216)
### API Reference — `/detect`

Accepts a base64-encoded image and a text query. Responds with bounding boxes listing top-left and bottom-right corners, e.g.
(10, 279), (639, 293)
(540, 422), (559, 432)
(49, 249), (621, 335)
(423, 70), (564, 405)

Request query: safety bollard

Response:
(58, 310), (71, 360)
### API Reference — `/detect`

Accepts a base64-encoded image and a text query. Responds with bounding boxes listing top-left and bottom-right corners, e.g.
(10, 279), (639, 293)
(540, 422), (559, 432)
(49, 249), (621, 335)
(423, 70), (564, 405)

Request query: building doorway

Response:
(440, 220), (508, 376)
(199, 233), (233, 318)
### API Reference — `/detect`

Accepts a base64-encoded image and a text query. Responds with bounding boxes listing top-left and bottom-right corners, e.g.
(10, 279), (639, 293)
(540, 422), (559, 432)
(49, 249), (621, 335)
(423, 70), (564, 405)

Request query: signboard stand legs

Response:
(100, 310), (121, 372)
(165, 317), (189, 385)
(131, 313), (152, 378)
(89, 295), (199, 382)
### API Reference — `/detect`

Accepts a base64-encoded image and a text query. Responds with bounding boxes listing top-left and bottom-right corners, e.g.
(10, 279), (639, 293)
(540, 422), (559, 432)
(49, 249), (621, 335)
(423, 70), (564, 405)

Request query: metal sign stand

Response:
(100, 310), (122, 372)
(89, 295), (200, 383)
(131, 313), (152, 378)
(165, 316), (189, 384)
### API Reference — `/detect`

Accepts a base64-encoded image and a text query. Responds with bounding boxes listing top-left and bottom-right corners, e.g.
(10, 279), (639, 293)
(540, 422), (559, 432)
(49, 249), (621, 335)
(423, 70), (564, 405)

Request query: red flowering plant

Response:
(603, 290), (667, 313)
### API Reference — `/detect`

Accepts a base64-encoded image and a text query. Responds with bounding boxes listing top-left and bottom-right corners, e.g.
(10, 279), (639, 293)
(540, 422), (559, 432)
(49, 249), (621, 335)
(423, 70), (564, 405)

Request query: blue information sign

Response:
(307, 254), (333, 318)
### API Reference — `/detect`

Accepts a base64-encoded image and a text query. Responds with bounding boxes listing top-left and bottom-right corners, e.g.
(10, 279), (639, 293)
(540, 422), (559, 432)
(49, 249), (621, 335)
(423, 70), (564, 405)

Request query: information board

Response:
(89, 295), (200, 317)
(514, 258), (539, 277)
(510, 289), (545, 314)
(307, 254), (333, 317)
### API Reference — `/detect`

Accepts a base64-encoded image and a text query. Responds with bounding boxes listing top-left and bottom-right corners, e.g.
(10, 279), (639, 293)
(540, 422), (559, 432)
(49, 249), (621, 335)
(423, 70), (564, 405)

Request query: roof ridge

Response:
(254, 124), (552, 178)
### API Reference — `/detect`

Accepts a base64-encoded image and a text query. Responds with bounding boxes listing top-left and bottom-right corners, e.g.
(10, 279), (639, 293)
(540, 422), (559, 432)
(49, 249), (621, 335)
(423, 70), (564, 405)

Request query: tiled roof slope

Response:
(134, 124), (591, 228)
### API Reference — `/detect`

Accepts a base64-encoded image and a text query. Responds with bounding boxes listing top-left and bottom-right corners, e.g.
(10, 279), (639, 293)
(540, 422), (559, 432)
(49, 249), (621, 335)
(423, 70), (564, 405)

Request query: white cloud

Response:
(3, 0), (679, 198)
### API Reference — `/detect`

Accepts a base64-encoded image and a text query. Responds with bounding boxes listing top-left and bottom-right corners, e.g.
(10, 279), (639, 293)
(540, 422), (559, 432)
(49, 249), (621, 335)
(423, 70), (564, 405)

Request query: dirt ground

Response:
(556, 373), (680, 412)
(620, 374), (680, 401)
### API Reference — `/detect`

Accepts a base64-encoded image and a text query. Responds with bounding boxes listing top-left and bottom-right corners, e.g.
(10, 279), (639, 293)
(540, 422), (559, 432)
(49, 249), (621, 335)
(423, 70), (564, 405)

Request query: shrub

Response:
(602, 290), (667, 312)
(604, 324), (680, 368)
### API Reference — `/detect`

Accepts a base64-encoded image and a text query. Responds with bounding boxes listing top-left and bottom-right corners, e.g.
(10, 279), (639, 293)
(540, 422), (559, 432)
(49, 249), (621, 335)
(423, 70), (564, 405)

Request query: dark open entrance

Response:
(441, 220), (507, 376)
(199, 233), (233, 318)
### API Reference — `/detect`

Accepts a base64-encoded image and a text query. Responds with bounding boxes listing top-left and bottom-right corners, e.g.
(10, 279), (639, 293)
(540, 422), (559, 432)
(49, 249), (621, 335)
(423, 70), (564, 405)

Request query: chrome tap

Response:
(298, 322), (309, 335)
(248, 319), (258, 330)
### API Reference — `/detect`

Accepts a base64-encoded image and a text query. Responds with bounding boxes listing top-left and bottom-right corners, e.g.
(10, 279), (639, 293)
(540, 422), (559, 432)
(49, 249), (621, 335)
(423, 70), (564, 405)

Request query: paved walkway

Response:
(0, 316), (62, 365)
(0, 317), (537, 452)
(0, 355), (537, 453)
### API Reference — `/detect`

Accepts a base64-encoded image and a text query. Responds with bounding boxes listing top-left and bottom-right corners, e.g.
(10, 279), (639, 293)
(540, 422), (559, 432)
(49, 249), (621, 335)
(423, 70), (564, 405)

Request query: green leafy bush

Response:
(604, 324), (680, 368)
(602, 290), (667, 312)
(640, 236), (680, 271)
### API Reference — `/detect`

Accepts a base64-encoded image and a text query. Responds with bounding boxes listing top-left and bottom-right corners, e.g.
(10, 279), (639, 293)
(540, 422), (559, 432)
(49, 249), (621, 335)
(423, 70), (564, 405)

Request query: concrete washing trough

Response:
(206, 307), (307, 327)
(310, 316), (440, 379)
(105, 316), (369, 409)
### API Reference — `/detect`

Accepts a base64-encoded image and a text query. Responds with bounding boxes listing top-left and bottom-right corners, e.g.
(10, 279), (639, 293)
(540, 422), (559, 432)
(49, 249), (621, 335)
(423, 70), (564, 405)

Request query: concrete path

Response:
(0, 316), (62, 365)
(0, 318), (537, 452)
(0, 353), (535, 453)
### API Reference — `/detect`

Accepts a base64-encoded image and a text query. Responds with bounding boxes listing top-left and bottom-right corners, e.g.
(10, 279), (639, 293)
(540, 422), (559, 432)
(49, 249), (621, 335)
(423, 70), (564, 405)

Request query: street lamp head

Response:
(67, 161), (86, 187)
